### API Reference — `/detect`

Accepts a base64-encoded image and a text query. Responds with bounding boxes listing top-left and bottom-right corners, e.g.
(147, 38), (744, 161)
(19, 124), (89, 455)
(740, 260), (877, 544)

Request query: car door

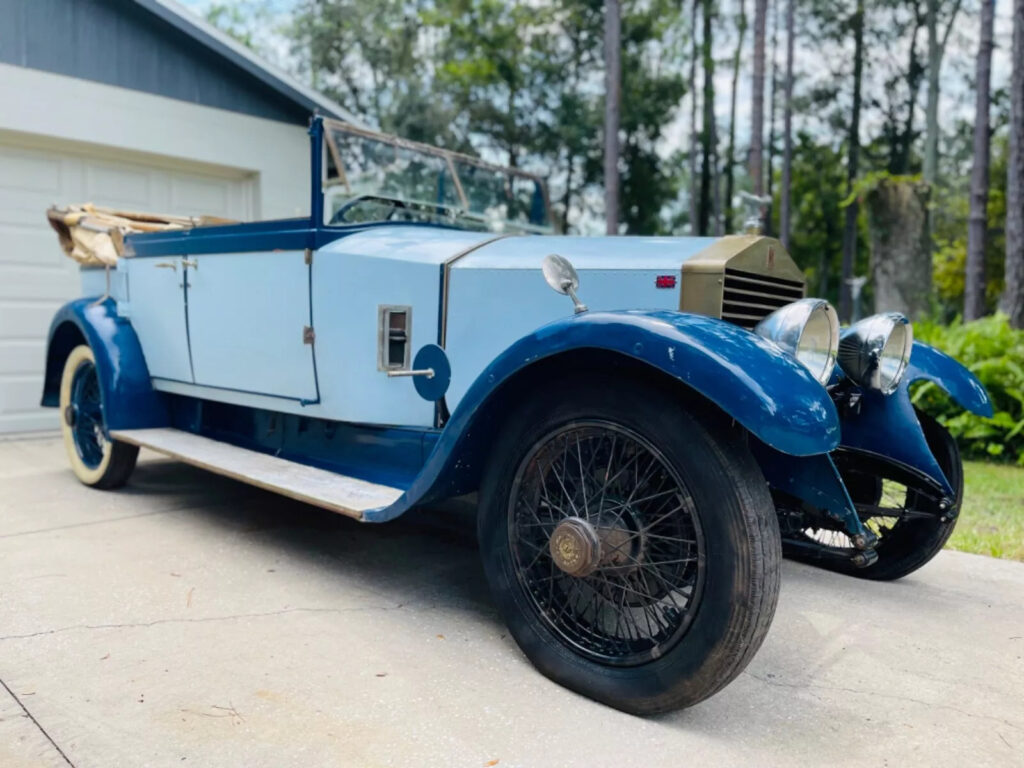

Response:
(184, 251), (319, 402)
(123, 258), (194, 382)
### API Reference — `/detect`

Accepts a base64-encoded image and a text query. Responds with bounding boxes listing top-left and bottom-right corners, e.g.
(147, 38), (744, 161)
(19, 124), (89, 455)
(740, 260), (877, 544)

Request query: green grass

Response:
(947, 461), (1024, 561)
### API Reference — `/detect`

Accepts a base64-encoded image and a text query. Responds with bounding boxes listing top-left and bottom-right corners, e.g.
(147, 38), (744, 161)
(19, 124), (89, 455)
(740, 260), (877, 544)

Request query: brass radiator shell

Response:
(680, 235), (806, 327)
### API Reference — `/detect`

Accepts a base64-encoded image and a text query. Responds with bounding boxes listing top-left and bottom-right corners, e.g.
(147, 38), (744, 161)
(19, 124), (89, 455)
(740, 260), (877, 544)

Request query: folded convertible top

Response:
(46, 204), (237, 267)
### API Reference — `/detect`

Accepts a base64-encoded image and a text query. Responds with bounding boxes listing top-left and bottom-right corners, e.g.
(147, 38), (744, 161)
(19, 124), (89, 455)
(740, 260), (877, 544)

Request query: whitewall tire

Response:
(59, 344), (138, 489)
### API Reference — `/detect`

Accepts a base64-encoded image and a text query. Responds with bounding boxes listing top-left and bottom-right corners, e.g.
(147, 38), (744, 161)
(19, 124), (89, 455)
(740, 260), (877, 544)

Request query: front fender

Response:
(905, 340), (993, 417)
(840, 341), (992, 497)
(41, 298), (168, 431)
(482, 310), (840, 454)
(366, 310), (838, 522)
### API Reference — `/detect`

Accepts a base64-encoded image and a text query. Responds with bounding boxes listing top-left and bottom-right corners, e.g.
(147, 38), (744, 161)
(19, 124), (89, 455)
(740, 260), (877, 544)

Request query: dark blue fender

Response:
(41, 298), (169, 431)
(367, 309), (839, 522)
(904, 341), (993, 418)
(749, 442), (870, 542)
(840, 340), (992, 497)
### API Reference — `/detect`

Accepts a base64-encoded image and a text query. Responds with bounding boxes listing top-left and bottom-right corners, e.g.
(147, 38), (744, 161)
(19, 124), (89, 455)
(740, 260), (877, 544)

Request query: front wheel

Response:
(59, 344), (139, 489)
(826, 410), (963, 581)
(477, 377), (781, 715)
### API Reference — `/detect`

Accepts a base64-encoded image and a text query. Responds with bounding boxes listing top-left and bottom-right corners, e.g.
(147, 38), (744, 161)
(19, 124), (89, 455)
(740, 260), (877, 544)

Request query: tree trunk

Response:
(866, 179), (932, 318)
(604, 0), (622, 235)
(1002, 0), (1024, 328)
(838, 0), (864, 323)
(923, 0), (963, 185)
(725, 0), (747, 234)
(699, 0), (716, 235)
(780, 0), (795, 249)
(964, 0), (995, 321)
(562, 152), (575, 233)
(689, 0), (700, 234)
(713, 142), (723, 234)
(749, 0), (768, 197)
(816, 172), (840, 298)
(924, 0), (940, 184)
(764, 0), (780, 236)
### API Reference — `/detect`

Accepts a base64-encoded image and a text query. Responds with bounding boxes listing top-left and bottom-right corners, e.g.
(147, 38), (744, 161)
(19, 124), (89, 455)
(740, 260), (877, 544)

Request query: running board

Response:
(110, 428), (403, 520)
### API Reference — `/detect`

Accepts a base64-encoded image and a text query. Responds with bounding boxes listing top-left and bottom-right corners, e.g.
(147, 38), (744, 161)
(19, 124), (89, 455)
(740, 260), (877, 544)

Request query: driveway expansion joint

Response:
(0, 675), (75, 767)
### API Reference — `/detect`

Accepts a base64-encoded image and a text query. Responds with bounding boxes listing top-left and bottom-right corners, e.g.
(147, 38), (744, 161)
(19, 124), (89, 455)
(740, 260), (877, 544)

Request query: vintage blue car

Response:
(41, 117), (992, 714)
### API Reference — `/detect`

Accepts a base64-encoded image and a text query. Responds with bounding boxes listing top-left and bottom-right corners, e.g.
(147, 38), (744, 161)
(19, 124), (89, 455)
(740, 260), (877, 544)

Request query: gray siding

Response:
(0, 0), (309, 124)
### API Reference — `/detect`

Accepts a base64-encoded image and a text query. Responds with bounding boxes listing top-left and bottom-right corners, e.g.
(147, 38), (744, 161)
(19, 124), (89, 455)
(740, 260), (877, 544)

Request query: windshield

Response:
(323, 121), (553, 234)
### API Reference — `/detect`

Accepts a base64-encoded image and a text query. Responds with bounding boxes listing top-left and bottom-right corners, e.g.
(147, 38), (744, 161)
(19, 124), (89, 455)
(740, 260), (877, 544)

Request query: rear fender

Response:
(366, 310), (839, 522)
(41, 298), (168, 431)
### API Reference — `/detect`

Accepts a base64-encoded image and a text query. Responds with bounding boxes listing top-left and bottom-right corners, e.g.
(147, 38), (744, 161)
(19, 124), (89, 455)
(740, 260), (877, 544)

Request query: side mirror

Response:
(542, 254), (588, 314)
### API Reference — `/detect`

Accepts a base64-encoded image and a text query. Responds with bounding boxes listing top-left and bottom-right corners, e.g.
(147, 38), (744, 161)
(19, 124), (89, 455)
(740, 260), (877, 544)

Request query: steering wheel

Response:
(329, 195), (410, 225)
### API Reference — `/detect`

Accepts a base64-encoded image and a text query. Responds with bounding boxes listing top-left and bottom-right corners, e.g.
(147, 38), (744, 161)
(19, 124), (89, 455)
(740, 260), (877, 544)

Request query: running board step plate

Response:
(110, 428), (402, 520)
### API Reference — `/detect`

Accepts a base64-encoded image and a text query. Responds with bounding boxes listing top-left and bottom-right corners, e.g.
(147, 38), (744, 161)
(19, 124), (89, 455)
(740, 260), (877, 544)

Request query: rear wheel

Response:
(477, 377), (781, 714)
(59, 344), (138, 489)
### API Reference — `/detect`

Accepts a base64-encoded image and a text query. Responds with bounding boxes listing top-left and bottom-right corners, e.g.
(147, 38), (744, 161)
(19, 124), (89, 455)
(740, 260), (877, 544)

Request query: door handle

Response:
(181, 258), (199, 270)
(386, 368), (435, 379)
(154, 262), (177, 272)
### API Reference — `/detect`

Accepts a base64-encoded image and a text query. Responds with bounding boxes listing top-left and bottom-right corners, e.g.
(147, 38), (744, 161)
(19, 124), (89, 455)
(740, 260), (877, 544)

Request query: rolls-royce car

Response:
(40, 117), (992, 714)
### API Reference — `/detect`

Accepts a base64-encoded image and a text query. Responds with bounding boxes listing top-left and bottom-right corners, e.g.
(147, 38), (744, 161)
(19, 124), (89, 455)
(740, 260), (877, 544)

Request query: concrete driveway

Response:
(1, 435), (1022, 768)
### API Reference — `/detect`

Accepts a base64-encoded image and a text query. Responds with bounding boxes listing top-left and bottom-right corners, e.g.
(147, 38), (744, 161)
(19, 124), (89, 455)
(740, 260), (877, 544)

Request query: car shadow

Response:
(125, 455), (499, 628)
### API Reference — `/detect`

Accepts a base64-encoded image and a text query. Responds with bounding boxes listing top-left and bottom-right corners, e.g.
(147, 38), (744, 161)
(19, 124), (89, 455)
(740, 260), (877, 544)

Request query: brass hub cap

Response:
(549, 517), (601, 577)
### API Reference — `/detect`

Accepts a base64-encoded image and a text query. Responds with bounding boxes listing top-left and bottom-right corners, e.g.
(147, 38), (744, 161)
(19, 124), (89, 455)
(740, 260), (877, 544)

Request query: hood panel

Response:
(455, 235), (719, 270)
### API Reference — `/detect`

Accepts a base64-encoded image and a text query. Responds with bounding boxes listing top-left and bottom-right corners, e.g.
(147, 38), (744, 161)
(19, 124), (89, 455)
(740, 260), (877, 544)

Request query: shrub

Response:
(911, 314), (1024, 465)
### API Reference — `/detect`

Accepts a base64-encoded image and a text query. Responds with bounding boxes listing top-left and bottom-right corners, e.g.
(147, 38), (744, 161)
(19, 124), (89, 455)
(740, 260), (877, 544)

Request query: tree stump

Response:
(865, 178), (932, 319)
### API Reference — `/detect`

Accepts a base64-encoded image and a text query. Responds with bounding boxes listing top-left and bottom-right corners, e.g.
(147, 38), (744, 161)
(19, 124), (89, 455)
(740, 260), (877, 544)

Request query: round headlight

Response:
(754, 298), (840, 385)
(837, 313), (913, 395)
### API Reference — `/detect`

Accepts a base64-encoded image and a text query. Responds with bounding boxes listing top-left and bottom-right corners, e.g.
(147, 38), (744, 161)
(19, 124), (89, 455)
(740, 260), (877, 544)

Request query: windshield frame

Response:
(321, 118), (556, 234)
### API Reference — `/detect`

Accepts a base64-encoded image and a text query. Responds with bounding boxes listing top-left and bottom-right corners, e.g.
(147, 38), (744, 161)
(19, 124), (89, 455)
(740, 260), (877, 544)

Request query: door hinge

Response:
(304, 248), (313, 265)
(303, 325), (316, 345)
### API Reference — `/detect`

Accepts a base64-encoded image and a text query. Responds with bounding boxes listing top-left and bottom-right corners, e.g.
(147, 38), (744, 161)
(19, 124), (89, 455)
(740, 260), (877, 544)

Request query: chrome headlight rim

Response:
(753, 298), (840, 386)
(837, 312), (913, 395)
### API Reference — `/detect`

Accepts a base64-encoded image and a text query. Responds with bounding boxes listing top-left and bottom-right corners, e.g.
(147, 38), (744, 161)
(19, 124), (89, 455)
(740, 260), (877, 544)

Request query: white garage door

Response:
(0, 137), (256, 434)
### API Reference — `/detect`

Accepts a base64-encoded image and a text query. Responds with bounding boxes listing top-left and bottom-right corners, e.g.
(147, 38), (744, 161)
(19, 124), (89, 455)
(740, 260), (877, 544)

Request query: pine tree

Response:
(1002, 0), (1024, 328)
(964, 0), (996, 321)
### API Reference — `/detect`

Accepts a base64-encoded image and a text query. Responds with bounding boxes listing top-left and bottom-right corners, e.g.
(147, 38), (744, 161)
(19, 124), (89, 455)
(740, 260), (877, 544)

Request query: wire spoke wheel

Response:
(479, 377), (780, 713)
(507, 422), (705, 666)
(802, 460), (949, 552)
(59, 344), (139, 489)
(69, 359), (106, 469)
(790, 411), (963, 581)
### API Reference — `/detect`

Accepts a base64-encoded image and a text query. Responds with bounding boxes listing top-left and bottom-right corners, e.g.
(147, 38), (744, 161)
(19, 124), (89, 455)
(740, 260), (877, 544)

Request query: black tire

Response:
(59, 344), (139, 489)
(477, 376), (781, 715)
(833, 410), (963, 581)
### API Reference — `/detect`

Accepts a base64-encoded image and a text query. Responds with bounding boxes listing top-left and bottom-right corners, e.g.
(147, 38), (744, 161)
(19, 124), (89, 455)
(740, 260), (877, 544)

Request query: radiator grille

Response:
(721, 267), (806, 329)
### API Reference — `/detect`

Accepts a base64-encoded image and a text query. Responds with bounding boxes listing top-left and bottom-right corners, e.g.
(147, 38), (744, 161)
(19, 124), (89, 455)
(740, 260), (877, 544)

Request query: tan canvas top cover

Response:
(46, 204), (237, 267)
